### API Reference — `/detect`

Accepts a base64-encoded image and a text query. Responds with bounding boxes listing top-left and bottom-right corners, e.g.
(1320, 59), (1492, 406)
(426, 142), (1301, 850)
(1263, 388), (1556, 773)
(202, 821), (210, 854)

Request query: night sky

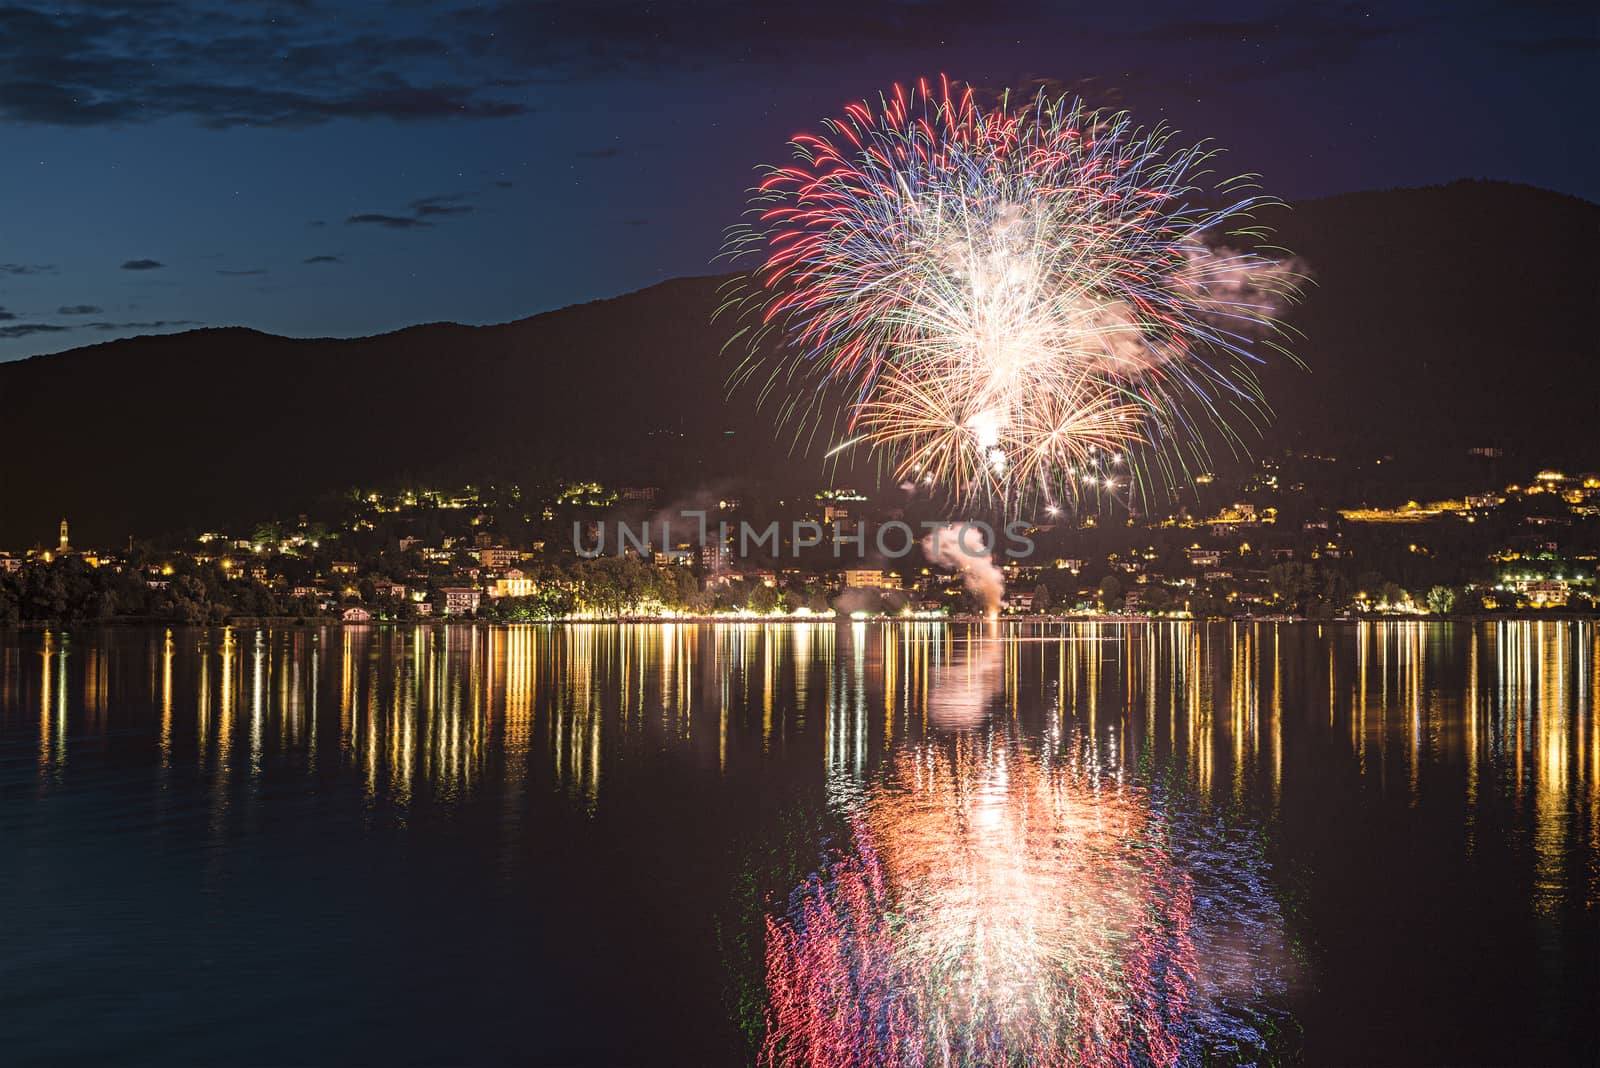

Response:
(1, 0), (1593, 362)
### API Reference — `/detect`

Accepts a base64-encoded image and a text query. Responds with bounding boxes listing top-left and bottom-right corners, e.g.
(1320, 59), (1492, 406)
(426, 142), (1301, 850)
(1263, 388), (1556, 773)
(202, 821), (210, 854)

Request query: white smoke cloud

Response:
(922, 523), (1005, 616)
(1073, 243), (1307, 376)
(1177, 243), (1308, 329)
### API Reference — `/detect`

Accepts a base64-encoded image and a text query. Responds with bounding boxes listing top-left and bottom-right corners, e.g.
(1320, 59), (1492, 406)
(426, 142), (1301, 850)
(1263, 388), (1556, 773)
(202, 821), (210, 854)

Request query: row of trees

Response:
(1018, 565), (1532, 620)
(0, 554), (848, 626)
(0, 557), (323, 625)
(480, 557), (839, 619)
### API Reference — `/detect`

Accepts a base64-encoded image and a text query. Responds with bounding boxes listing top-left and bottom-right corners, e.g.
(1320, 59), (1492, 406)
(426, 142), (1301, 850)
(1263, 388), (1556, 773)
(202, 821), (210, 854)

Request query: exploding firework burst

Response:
(722, 76), (1302, 511)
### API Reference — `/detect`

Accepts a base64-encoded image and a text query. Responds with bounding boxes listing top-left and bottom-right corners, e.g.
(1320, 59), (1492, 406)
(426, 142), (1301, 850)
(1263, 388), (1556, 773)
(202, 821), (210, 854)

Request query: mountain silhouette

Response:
(1, 179), (1594, 546)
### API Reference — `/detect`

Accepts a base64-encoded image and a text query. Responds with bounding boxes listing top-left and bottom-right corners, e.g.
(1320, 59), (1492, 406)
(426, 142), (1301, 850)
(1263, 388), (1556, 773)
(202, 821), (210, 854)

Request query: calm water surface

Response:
(1, 621), (1596, 1065)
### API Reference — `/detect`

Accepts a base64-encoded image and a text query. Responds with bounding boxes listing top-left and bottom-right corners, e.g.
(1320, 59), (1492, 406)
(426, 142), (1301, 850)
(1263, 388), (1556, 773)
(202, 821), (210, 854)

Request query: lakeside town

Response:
(3, 450), (1597, 625)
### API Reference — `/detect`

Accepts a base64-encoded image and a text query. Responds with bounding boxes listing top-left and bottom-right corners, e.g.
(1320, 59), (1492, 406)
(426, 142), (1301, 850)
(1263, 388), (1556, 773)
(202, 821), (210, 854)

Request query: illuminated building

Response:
(341, 606), (372, 622)
(843, 568), (898, 590)
(1339, 498), (1474, 523)
(58, 518), (70, 554)
(476, 546), (520, 568)
(1521, 580), (1569, 607)
(700, 541), (730, 573)
(998, 594), (1026, 614)
(439, 587), (481, 615)
(489, 569), (534, 599)
(1207, 502), (1259, 535)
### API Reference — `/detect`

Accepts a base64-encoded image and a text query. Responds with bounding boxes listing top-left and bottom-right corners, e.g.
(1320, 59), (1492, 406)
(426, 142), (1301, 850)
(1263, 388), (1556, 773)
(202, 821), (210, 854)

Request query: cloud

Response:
(346, 213), (430, 229)
(0, 2), (530, 129)
(0, 263), (55, 275)
(0, 316), (200, 342)
(121, 258), (165, 270)
(217, 268), (268, 276)
(0, 306), (15, 321)
(83, 320), (199, 332)
(346, 189), (484, 229)
(0, 0), (1080, 133)
(0, 323), (70, 339)
(57, 304), (101, 315)
(0, 0), (1571, 141)
(409, 193), (475, 217)
(303, 254), (342, 264)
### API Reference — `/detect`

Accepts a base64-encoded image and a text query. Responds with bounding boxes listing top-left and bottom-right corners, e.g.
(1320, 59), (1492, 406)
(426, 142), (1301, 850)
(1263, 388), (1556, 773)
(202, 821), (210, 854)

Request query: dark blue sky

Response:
(1, 0), (1594, 362)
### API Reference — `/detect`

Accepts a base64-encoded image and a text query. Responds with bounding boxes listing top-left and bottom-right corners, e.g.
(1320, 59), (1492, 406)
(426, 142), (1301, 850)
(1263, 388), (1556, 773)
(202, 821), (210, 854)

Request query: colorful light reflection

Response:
(763, 721), (1290, 1067)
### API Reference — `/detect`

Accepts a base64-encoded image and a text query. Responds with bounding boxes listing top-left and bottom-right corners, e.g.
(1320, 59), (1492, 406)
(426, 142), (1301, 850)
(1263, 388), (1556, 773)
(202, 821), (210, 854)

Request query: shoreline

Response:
(5, 612), (1597, 630)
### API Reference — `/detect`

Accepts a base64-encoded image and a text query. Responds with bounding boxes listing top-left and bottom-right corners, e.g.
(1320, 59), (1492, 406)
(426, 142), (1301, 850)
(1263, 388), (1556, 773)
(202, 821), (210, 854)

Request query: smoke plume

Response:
(922, 523), (1005, 616)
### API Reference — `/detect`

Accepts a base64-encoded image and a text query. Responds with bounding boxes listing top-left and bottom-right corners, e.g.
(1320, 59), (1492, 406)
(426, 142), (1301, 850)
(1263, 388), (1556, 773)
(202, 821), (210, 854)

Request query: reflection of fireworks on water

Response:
(724, 77), (1302, 510)
(763, 731), (1288, 1067)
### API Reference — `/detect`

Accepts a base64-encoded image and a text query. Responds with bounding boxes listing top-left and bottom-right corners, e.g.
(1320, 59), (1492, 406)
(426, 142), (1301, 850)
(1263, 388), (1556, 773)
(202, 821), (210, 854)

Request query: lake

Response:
(1, 621), (1595, 1065)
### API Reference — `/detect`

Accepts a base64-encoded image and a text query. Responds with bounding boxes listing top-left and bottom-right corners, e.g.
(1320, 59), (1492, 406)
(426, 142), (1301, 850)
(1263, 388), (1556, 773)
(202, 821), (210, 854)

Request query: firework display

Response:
(724, 77), (1301, 510)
